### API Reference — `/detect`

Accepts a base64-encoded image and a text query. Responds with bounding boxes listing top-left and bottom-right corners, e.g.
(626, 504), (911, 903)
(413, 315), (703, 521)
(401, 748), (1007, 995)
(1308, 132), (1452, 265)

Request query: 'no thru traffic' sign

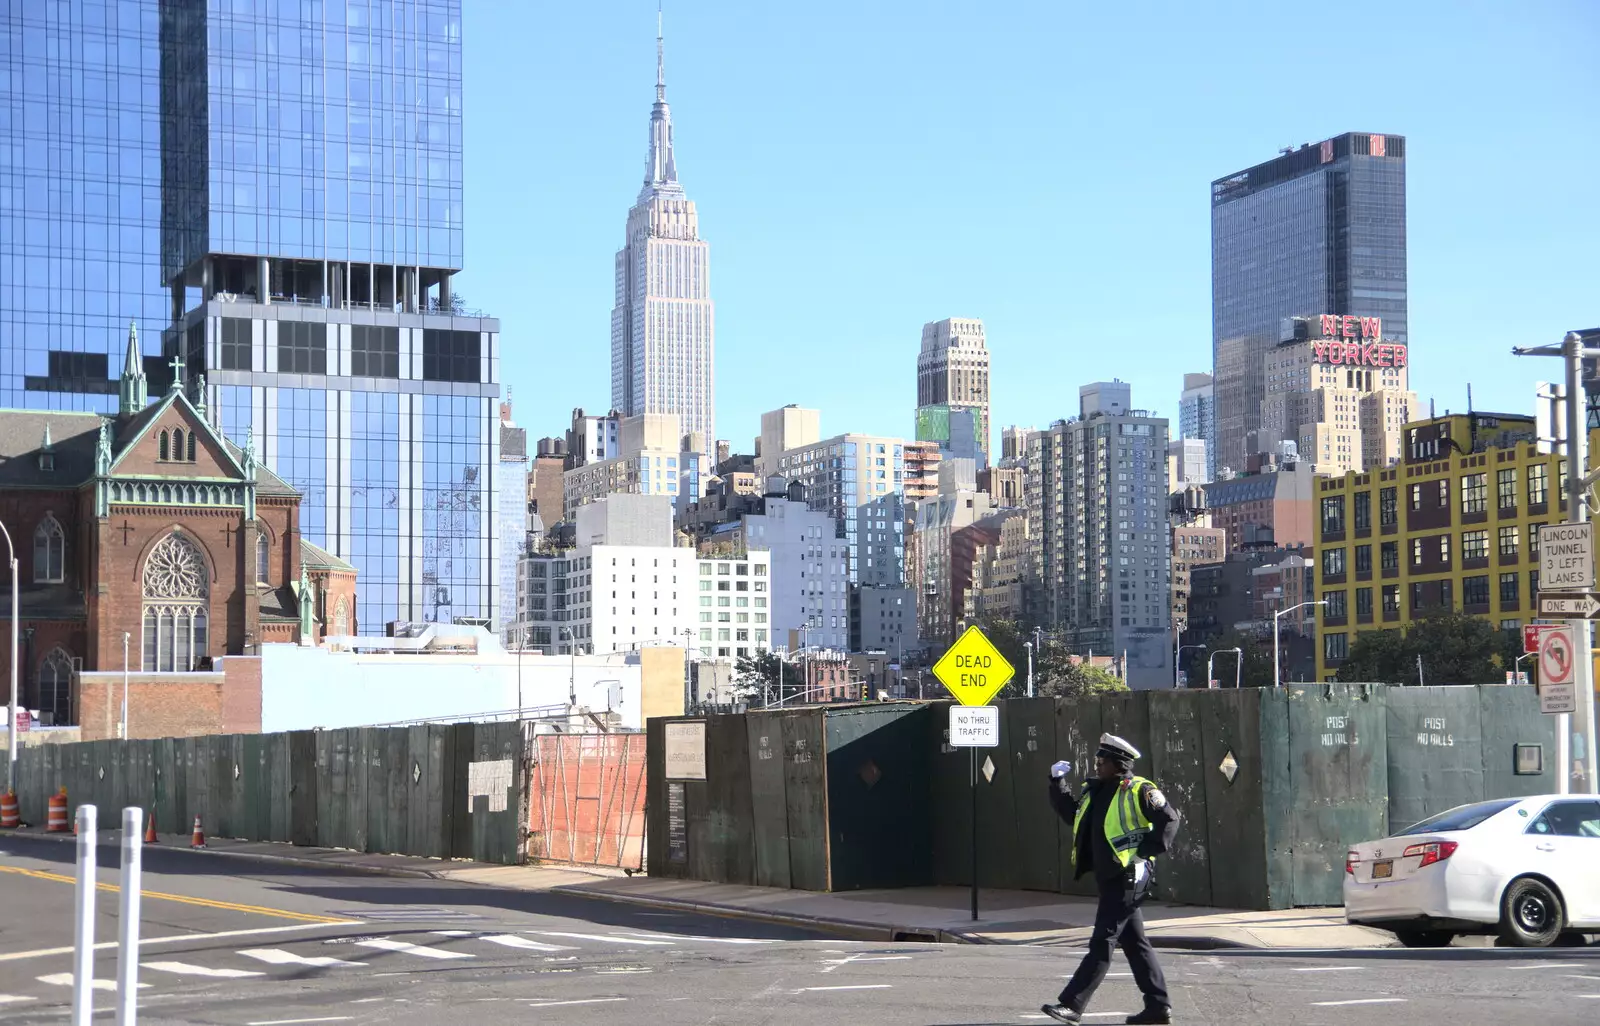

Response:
(932, 626), (1016, 706)
(949, 705), (999, 747)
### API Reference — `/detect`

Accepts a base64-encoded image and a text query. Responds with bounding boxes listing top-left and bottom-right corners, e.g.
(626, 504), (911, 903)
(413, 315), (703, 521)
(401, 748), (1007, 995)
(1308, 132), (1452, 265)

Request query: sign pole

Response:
(970, 745), (978, 921)
(1564, 334), (1588, 794)
(932, 627), (1014, 923)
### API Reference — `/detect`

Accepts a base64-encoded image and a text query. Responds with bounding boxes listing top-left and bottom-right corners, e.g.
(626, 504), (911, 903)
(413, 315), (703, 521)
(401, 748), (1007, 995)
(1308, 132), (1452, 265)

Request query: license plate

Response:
(1371, 859), (1393, 879)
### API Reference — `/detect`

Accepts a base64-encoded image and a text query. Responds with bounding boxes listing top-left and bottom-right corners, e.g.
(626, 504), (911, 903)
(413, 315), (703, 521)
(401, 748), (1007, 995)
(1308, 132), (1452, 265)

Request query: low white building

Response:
(509, 495), (770, 663)
(260, 624), (688, 731)
(701, 479), (850, 653)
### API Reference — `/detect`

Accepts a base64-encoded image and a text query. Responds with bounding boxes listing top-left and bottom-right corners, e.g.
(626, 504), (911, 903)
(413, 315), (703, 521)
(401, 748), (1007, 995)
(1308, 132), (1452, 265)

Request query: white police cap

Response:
(1097, 733), (1141, 761)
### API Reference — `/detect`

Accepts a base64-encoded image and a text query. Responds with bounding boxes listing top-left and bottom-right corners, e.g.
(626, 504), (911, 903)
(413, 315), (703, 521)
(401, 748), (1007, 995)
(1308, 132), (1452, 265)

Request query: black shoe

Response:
(1041, 1005), (1082, 1024)
(1125, 1008), (1172, 1025)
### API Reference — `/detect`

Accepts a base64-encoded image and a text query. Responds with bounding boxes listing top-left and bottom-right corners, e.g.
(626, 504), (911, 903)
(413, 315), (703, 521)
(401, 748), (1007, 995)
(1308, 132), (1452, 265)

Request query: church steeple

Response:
(118, 320), (148, 416)
(642, 4), (680, 196)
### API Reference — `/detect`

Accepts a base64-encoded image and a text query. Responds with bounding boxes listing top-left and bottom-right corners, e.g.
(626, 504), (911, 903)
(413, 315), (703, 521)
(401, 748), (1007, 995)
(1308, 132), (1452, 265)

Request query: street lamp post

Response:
(1207, 647), (1243, 689)
(1514, 651), (1536, 686)
(1024, 641), (1034, 698)
(120, 632), (130, 740)
(559, 625), (577, 710)
(1, 518), (16, 791)
(1274, 600), (1328, 688)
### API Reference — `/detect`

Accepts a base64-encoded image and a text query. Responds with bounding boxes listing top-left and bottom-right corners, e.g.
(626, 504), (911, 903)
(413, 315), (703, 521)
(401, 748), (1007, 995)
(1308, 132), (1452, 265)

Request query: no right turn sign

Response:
(1537, 624), (1579, 715)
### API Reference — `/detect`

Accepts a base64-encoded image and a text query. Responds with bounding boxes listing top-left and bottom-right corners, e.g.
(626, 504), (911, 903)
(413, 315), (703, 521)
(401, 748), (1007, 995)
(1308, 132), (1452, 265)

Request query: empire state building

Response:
(610, 18), (714, 452)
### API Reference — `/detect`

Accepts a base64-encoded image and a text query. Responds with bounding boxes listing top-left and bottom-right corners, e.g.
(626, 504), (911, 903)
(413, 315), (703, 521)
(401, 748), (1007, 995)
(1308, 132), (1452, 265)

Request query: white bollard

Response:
(73, 804), (97, 1026)
(117, 807), (143, 1026)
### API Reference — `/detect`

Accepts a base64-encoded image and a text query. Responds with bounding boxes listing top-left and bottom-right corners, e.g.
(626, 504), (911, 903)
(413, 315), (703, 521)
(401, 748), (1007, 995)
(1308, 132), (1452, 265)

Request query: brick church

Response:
(0, 324), (356, 737)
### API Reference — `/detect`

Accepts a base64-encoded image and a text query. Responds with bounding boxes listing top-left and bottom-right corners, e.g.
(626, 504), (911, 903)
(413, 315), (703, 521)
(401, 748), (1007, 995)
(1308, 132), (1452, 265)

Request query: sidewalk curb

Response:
(557, 886), (945, 943)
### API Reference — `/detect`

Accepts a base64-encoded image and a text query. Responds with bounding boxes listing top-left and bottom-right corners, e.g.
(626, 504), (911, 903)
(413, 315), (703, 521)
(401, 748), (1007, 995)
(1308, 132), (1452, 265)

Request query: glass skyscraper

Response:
(1211, 132), (1407, 474)
(3, 1), (501, 633)
(1, 2), (170, 410)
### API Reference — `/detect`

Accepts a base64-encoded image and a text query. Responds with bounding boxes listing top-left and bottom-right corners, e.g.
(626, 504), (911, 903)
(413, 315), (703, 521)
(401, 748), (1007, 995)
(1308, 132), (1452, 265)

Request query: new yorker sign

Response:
(1309, 314), (1407, 368)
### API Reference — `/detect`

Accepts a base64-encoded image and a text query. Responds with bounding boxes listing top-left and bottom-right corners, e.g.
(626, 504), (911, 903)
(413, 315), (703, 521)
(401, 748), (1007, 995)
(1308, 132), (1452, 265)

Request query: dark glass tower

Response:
(1211, 133), (1407, 474)
(3, 1), (501, 633)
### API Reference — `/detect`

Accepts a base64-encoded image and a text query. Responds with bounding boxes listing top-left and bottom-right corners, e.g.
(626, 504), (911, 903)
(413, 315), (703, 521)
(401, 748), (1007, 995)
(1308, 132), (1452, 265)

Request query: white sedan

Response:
(1344, 794), (1600, 947)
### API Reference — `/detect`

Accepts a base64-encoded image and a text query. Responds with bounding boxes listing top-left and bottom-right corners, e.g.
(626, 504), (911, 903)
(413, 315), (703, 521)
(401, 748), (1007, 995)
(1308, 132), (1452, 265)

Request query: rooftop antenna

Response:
(1467, 383), (1473, 414)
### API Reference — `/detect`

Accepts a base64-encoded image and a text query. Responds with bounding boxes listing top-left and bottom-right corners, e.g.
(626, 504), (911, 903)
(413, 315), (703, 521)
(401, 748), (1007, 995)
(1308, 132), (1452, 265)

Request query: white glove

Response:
(1050, 760), (1072, 779)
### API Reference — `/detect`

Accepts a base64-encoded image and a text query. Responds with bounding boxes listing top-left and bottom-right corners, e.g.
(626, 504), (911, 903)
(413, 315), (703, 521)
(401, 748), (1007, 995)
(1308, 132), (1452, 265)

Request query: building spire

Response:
(118, 320), (148, 416)
(656, 2), (666, 104)
(642, 3), (679, 192)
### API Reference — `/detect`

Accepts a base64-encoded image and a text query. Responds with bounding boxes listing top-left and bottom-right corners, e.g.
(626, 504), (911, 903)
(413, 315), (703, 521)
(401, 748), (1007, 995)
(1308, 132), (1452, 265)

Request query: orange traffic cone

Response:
(144, 809), (158, 845)
(190, 814), (206, 849)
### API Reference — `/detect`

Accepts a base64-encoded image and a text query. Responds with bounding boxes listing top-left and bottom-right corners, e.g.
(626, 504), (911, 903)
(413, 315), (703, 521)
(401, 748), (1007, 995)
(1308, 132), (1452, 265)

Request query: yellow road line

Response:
(0, 865), (353, 924)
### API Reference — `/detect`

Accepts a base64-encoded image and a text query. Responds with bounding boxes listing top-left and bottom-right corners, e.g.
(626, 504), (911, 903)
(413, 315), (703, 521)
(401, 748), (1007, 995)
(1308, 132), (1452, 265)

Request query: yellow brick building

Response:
(1313, 412), (1581, 680)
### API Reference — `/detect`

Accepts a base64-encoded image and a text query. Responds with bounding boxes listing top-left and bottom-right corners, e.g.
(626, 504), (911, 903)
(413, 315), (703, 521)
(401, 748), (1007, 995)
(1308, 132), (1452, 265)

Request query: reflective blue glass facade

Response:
(6, 0), (502, 632)
(1211, 132), (1407, 473)
(348, 389), (401, 630)
(420, 393), (486, 623)
(165, 0), (463, 284)
(0, 1), (167, 410)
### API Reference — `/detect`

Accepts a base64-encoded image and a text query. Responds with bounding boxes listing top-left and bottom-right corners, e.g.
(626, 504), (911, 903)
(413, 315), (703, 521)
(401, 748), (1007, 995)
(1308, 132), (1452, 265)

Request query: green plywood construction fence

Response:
(648, 685), (1558, 909)
(11, 723), (527, 866)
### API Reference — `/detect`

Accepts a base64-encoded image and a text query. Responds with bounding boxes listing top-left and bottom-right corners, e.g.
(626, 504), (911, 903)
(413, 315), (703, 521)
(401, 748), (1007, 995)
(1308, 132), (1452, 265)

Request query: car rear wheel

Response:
(1498, 877), (1565, 948)
(1393, 929), (1455, 948)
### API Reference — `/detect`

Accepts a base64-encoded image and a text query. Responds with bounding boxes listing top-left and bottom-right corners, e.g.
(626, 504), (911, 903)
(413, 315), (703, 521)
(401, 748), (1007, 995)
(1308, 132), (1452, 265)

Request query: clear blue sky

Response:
(462, 1), (1598, 451)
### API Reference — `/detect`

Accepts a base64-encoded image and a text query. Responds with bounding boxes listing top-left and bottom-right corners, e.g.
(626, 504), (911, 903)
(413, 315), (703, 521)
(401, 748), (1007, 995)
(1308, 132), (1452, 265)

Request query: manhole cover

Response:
(1219, 751), (1239, 783)
(858, 761), (881, 788)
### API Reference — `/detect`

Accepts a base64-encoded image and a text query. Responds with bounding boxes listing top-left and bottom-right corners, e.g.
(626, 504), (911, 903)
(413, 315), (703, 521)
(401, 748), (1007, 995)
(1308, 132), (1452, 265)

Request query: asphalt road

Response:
(3, 835), (1600, 1025)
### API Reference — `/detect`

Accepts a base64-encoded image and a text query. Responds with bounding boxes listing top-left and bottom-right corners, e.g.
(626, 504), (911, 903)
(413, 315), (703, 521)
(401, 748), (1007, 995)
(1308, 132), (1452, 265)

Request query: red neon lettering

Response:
(1392, 346), (1407, 368)
(1342, 315), (1357, 338)
(1361, 343), (1378, 365)
(1372, 345), (1391, 367)
(1312, 342), (1326, 362)
(1321, 314), (1339, 338)
(1360, 316), (1382, 339)
(1327, 344), (1344, 365)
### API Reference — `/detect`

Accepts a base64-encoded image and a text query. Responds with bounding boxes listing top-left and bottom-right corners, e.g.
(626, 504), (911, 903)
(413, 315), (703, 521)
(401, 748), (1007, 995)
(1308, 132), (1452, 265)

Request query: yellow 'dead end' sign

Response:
(932, 625), (1016, 706)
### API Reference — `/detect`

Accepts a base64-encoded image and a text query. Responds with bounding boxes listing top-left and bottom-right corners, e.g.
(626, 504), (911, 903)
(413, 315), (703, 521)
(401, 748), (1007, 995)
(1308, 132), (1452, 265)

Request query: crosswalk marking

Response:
(144, 961), (266, 979)
(615, 932), (775, 945)
(239, 949), (369, 968)
(533, 931), (675, 946)
(480, 934), (574, 952)
(355, 938), (474, 960)
(36, 974), (149, 992)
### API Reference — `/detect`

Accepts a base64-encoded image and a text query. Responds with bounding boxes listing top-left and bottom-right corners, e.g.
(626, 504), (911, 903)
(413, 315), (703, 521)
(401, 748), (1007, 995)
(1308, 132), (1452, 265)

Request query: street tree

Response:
(733, 651), (782, 705)
(1336, 611), (1521, 685)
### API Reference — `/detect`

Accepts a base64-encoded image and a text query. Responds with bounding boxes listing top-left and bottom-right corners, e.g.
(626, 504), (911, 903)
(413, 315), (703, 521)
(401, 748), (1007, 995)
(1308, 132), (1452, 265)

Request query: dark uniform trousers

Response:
(1059, 873), (1169, 1011)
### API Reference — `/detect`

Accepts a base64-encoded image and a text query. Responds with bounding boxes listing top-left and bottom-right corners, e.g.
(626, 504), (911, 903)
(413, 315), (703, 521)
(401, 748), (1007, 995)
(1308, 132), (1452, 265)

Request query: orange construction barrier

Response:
(190, 814), (206, 848)
(0, 791), (18, 829)
(46, 789), (68, 832)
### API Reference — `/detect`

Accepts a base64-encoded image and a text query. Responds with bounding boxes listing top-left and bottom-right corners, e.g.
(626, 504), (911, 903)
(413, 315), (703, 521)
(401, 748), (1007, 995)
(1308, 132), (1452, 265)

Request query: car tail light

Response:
(1345, 850), (1360, 875)
(1403, 840), (1458, 868)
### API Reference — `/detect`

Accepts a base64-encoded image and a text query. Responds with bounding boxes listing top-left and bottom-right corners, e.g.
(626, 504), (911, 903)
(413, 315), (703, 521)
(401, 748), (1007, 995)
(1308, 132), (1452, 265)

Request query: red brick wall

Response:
(114, 404), (241, 483)
(313, 568), (359, 639)
(76, 671), (226, 741)
(219, 656), (262, 733)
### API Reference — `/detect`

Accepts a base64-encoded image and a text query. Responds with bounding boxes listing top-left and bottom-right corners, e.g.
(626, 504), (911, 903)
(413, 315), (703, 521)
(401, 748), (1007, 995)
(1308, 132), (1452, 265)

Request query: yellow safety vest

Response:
(1071, 775), (1155, 871)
